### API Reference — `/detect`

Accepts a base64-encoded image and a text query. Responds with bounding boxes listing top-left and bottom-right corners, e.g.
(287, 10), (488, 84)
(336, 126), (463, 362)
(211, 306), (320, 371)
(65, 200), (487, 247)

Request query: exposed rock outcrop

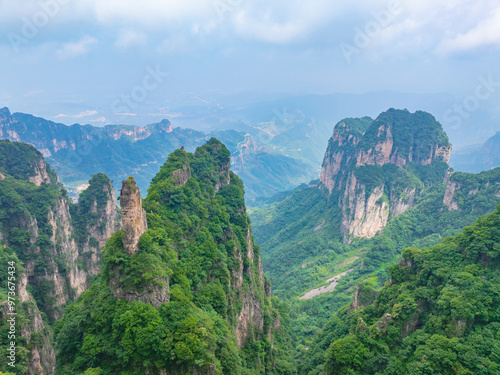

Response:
(120, 177), (147, 255)
(234, 223), (269, 347)
(443, 179), (460, 211)
(319, 109), (451, 241)
(110, 177), (169, 307)
(351, 283), (377, 311)
(215, 162), (231, 193)
(109, 272), (170, 308)
(0, 141), (121, 375)
(76, 175), (122, 275)
(341, 176), (389, 240)
(172, 164), (191, 187)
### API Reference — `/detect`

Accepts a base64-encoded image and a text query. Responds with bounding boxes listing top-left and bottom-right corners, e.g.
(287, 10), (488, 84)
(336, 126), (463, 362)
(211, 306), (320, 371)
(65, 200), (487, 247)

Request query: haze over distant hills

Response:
(7, 90), (499, 150)
(0, 106), (319, 200)
(2, 98), (499, 203)
(449, 131), (500, 173)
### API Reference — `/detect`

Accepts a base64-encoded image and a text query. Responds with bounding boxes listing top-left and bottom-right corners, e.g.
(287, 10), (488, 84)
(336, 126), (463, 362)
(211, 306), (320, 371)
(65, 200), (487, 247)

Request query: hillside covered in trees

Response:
(304, 204), (500, 374)
(249, 109), (500, 368)
(54, 139), (294, 375)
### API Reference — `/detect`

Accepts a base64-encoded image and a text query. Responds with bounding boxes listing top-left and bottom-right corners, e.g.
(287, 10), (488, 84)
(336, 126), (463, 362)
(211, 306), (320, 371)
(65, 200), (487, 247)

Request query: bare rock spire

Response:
(120, 177), (147, 254)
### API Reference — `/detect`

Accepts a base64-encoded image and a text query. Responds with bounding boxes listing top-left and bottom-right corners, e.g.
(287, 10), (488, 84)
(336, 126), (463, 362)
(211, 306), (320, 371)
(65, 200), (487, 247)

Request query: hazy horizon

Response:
(1, 0), (499, 144)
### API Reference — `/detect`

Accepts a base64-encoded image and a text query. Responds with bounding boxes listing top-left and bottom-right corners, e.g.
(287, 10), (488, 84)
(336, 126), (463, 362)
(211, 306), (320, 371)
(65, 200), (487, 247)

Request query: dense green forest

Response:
(303, 204), (500, 374)
(55, 139), (294, 375)
(1, 107), (500, 375)
(249, 110), (500, 368)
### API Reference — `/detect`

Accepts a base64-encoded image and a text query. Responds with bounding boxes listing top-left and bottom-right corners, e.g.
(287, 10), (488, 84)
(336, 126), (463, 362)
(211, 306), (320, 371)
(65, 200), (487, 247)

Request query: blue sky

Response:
(0, 0), (499, 130)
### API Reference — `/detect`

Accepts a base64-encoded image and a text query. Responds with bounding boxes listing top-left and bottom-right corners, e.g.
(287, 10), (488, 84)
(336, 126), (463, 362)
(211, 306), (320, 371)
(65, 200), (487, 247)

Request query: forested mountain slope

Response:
(303, 204), (500, 374)
(0, 140), (120, 374)
(249, 109), (500, 364)
(55, 139), (294, 375)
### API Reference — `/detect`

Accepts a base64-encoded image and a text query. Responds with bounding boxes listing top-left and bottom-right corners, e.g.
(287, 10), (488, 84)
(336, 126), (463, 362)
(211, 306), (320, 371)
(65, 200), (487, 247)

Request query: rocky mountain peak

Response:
(355, 109), (451, 168)
(319, 109), (451, 242)
(120, 176), (147, 254)
(0, 140), (57, 185)
(0, 106), (11, 118)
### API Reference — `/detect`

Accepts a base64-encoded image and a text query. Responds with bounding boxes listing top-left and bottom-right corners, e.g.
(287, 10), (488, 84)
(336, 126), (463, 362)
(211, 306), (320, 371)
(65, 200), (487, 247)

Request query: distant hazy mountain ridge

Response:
(0, 107), (318, 200)
(450, 131), (500, 173)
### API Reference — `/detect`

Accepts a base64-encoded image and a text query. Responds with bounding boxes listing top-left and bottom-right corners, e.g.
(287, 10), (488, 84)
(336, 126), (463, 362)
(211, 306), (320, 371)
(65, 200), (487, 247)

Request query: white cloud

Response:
(89, 0), (213, 26)
(337, 0), (500, 60)
(231, 0), (344, 43)
(437, 6), (500, 54)
(90, 116), (106, 122)
(56, 35), (97, 59)
(115, 30), (147, 50)
(55, 110), (98, 118)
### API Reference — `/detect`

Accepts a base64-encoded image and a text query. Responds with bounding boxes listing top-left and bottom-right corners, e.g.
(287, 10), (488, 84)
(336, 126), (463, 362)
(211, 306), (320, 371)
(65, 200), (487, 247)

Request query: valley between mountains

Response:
(0, 108), (499, 374)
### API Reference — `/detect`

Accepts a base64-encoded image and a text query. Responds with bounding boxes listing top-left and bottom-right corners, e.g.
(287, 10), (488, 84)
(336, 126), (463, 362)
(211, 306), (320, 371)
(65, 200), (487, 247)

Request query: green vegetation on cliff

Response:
(305, 205), (500, 374)
(0, 141), (120, 375)
(70, 173), (118, 247)
(55, 139), (294, 375)
(0, 141), (67, 318)
(249, 110), (500, 368)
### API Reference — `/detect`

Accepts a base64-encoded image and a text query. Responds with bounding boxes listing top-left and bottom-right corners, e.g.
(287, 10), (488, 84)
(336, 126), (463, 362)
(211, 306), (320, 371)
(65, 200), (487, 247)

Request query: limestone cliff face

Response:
(443, 172), (460, 211)
(10, 185), (86, 323)
(172, 164), (191, 186)
(28, 157), (53, 186)
(341, 176), (389, 240)
(0, 141), (121, 375)
(354, 122), (451, 168)
(319, 109), (451, 241)
(109, 270), (169, 308)
(234, 225), (270, 347)
(320, 118), (369, 193)
(120, 177), (148, 255)
(110, 177), (169, 307)
(16, 276), (56, 375)
(440, 170), (500, 212)
(215, 161), (231, 193)
(77, 175), (122, 275)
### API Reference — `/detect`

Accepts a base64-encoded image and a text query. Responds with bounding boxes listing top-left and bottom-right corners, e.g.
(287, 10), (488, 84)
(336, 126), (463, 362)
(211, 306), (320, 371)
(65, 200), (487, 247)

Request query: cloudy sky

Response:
(0, 0), (499, 128)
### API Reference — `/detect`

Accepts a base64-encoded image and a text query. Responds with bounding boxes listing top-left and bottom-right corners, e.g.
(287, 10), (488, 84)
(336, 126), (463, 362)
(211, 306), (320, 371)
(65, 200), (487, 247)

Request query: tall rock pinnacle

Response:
(120, 176), (147, 254)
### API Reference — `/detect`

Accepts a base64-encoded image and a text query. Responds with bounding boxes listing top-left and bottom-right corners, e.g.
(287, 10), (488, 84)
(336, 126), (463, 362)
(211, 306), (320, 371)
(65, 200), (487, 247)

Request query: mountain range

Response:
(0, 107), (318, 201)
(0, 107), (499, 374)
(449, 131), (500, 173)
(249, 109), (500, 371)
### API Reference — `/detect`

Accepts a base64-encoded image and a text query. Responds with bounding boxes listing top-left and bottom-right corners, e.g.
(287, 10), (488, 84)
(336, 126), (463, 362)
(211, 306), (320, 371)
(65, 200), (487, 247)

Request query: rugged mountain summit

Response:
(0, 140), (120, 375)
(251, 109), (499, 301)
(249, 109), (499, 370)
(319, 109), (451, 240)
(120, 177), (148, 255)
(55, 138), (293, 375)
